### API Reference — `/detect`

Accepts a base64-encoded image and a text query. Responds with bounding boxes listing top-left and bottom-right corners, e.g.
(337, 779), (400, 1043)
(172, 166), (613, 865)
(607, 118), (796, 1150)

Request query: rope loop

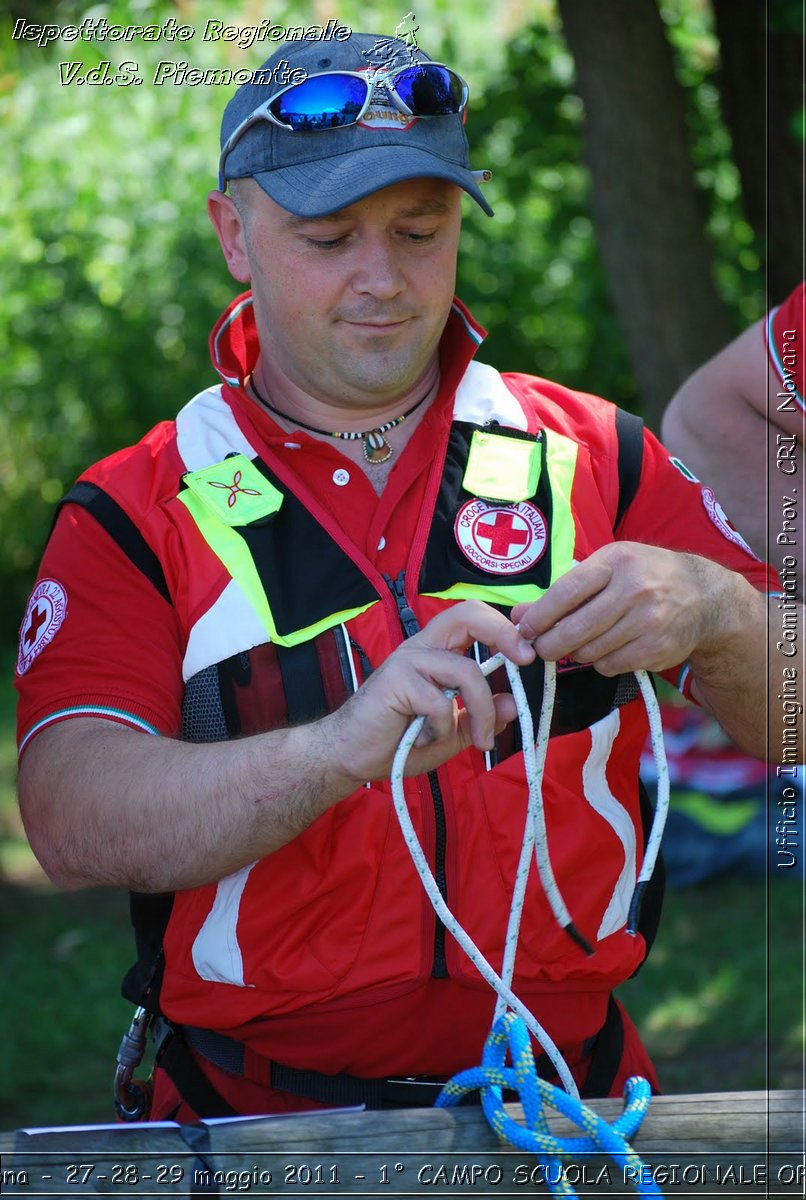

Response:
(436, 1011), (662, 1199)
(390, 648), (669, 1195)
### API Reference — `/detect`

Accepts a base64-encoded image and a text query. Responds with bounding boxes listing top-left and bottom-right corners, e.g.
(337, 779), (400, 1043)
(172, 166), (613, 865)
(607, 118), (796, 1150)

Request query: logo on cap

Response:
(454, 499), (548, 575)
(17, 578), (68, 675)
(357, 101), (418, 131)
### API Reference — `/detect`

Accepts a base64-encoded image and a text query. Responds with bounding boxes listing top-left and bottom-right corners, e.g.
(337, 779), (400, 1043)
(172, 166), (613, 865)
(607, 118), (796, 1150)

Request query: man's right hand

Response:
(322, 599), (537, 788)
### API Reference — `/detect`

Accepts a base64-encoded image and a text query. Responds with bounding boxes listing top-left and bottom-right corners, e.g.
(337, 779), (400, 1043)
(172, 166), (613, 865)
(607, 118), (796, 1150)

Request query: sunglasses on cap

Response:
(218, 62), (469, 189)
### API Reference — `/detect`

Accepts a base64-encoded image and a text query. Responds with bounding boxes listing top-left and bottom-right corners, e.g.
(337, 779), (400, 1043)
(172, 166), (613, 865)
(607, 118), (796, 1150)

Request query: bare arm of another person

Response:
(513, 542), (793, 762)
(18, 602), (535, 895)
(661, 319), (803, 573)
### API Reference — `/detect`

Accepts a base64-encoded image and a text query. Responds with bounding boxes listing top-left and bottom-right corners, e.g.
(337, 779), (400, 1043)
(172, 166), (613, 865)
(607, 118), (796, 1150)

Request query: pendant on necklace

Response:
(363, 429), (394, 464)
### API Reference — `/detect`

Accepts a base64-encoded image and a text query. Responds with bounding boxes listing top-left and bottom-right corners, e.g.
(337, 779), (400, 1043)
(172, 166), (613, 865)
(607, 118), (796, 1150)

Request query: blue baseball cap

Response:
(219, 31), (494, 217)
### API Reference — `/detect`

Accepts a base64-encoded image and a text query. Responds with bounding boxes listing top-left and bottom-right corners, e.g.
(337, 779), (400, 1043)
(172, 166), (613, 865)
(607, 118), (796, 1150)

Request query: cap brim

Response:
(248, 145), (494, 218)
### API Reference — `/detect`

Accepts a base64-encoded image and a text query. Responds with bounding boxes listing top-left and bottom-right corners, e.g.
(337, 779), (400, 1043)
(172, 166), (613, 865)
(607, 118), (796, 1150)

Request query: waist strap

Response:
(165, 1015), (608, 1110)
(153, 999), (623, 1116)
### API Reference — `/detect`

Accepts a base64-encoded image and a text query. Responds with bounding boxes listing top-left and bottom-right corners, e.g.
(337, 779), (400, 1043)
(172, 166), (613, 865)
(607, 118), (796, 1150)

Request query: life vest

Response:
(58, 360), (662, 1033)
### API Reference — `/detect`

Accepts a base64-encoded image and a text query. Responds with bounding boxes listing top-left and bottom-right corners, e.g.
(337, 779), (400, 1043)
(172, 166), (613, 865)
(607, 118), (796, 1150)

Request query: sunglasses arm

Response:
(218, 105), (287, 190)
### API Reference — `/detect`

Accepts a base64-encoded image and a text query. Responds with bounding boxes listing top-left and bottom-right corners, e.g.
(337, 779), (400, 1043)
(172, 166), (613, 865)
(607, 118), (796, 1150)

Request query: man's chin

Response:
(331, 347), (430, 398)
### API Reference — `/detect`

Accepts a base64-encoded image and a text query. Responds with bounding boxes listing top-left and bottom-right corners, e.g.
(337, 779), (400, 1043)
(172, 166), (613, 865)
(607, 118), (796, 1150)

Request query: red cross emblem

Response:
(454, 499), (548, 575)
(17, 578), (68, 676)
(24, 603), (48, 649)
(476, 511), (531, 557)
(208, 469), (262, 509)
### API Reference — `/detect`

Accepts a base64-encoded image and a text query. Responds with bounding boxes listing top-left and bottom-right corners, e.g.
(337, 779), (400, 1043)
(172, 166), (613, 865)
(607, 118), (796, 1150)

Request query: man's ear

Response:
(207, 190), (251, 283)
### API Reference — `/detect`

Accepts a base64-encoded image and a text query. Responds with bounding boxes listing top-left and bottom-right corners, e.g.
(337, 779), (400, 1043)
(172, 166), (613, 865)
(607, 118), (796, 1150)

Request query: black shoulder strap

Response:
(56, 481), (171, 604)
(614, 409), (645, 530)
(47, 482), (173, 1013)
(122, 892), (174, 1011)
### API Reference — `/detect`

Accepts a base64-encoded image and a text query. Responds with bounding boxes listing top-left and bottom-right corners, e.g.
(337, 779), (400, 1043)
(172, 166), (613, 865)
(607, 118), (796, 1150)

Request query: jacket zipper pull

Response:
(383, 570), (421, 639)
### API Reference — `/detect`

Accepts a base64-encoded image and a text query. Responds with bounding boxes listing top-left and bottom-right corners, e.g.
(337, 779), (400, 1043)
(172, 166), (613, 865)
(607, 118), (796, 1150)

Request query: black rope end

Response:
(627, 881), (648, 936)
(564, 921), (595, 957)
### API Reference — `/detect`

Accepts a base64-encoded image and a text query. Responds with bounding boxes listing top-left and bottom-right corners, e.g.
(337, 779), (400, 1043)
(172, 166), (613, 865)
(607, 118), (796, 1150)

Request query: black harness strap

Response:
(614, 409), (645, 530)
(269, 1034), (599, 1107)
(52, 482), (175, 1014)
(276, 640), (329, 724)
(579, 994), (625, 1098)
(57, 481), (171, 603)
(156, 1019), (603, 1115)
(122, 892), (173, 1010)
(156, 1025), (239, 1120)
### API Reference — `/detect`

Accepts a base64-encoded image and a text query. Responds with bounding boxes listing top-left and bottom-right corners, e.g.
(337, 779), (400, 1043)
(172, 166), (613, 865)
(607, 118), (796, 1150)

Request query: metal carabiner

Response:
(113, 1005), (151, 1121)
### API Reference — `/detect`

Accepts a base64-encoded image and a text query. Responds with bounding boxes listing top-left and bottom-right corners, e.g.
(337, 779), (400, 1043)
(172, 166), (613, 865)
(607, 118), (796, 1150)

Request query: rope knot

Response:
(436, 1012), (663, 1198)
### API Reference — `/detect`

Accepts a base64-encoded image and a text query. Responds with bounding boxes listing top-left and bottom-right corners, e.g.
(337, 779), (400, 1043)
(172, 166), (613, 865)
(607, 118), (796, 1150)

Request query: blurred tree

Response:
(455, 19), (636, 410)
(556, 0), (732, 431)
(712, 0), (805, 305)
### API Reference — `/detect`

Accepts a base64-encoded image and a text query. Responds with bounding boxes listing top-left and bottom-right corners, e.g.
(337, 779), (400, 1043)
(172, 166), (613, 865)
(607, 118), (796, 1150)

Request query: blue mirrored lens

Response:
(394, 65), (464, 114)
(272, 74), (367, 130)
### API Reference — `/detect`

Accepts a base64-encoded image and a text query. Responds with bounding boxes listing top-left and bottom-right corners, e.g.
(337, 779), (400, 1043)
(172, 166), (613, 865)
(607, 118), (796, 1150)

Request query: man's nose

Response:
(351, 236), (406, 299)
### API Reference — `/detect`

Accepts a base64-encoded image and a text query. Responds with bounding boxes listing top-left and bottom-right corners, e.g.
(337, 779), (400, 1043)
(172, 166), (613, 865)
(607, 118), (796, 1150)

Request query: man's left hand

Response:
(511, 541), (734, 677)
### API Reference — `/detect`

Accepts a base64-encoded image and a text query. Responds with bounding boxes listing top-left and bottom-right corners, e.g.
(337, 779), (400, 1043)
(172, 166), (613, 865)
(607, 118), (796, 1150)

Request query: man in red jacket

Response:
(16, 31), (783, 1121)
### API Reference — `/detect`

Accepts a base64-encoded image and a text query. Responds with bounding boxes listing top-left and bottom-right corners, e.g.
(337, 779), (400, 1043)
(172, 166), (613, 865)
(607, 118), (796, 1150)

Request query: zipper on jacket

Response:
(382, 569), (449, 979)
(384, 569), (421, 638)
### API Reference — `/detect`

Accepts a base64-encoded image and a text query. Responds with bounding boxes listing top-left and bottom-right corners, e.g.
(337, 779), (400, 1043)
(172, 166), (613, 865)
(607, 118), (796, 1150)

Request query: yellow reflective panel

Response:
(183, 454), (284, 527)
(463, 430), (542, 503)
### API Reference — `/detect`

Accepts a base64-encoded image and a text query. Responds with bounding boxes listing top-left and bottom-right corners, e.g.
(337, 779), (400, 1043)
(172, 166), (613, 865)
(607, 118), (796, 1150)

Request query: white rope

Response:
(628, 670), (669, 932)
(389, 664), (579, 1097)
(389, 652), (671, 1100)
(493, 654), (555, 1025)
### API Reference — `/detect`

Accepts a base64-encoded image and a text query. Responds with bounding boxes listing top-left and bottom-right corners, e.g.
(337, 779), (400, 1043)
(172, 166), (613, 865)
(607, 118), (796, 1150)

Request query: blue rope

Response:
(435, 1012), (663, 1198)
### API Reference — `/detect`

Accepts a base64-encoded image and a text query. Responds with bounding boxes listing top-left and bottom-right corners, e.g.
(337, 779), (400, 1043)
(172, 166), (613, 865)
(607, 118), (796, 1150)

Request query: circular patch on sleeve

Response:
(454, 499), (548, 575)
(701, 487), (757, 557)
(17, 578), (68, 675)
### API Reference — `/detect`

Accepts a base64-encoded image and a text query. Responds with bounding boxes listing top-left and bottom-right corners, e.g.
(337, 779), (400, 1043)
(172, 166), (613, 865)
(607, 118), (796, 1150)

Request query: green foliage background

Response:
(1, 0), (764, 636)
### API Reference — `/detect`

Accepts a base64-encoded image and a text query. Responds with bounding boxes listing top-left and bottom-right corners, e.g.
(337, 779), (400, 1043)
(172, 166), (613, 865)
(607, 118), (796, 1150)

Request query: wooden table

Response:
(1, 1090), (802, 1197)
